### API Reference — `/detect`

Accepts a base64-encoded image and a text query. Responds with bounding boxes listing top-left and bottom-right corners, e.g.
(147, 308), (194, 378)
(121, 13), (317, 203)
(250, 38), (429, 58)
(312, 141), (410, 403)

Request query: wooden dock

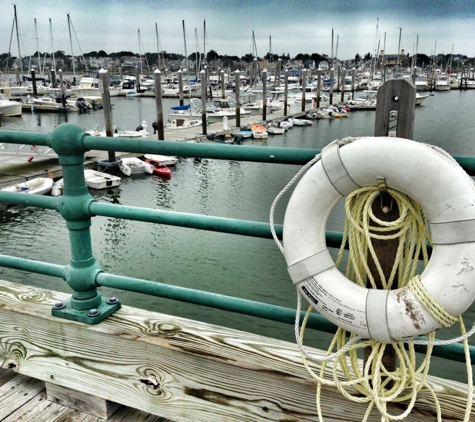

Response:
(0, 279), (472, 421)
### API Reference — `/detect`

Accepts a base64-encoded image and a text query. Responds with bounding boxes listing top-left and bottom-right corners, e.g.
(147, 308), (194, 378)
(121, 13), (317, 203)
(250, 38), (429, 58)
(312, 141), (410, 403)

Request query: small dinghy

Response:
(84, 170), (121, 190)
(144, 154), (179, 166)
(145, 159), (171, 178)
(250, 124), (268, 139)
(266, 125), (286, 135)
(1, 177), (53, 195)
(119, 157), (153, 177)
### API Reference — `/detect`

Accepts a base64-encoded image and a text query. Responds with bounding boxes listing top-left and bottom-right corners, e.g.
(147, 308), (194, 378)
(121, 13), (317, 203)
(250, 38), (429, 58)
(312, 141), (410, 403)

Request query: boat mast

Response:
(138, 29), (143, 77)
(182, 20), (189, 83)
(49, 18), (55, 72)
(396, 27), (402, 77)
(67, 14), (75, 78)
(155, 23), (161, 71)
(194, 27), (200, 77)
(34, 18), (42, 76)
(14, 4), (24, 78)
(203, 20), (206, 68)
(448, 44), (454, 74)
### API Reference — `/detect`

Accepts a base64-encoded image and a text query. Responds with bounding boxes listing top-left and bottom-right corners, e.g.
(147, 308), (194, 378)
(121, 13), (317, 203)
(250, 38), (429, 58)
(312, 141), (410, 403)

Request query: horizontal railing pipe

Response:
(0, 191), (58, 209)
(90, 201), (281, 239)
(0, 254), (65, 278)
(90, 202), (346, 247)
(83, 136), (320, 165)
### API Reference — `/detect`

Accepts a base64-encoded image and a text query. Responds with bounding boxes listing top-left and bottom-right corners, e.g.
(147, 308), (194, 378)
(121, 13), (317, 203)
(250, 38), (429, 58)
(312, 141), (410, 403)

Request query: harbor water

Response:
(0, 90), (474, 383)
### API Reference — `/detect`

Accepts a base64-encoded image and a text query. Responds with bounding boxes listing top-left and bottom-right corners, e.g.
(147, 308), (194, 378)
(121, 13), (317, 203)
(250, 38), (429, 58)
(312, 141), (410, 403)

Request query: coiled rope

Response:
(270, 138), (474, 421)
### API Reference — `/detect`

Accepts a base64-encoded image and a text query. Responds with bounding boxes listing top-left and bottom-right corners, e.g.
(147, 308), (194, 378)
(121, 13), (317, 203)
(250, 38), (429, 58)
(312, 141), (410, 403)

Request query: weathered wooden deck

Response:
(0, 279), (472, 422)
(0, 367), (168, 421)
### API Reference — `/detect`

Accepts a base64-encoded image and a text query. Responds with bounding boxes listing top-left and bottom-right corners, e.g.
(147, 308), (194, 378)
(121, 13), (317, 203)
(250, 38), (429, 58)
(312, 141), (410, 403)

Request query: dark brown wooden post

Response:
(364, 78), (417, 382)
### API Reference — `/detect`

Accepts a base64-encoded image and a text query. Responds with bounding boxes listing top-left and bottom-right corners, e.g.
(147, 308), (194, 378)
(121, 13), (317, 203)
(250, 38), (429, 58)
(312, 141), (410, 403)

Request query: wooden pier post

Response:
(316, 71), (322, 108)
(276, 59), (281, 87)
(365, 78), (417, 380)
(262, 69), (267, 121)
(51, 69), (56, 89)
(284, 70), (288, 117)
(178, 69), (184, 106)
(154, 69), (165, 140)
(200, 70), (207, 135)
(301, 69), (307, 112)
(30, 69), (38, 97)
(99, 68), (116, 163)
(340, 68), (346, 103)
(58, 69), (66, 108)
(329, 68), (334, 105)
(351, 68), (356, 100)
(220, 69), (225, 99)
(235, 70), (241, 128)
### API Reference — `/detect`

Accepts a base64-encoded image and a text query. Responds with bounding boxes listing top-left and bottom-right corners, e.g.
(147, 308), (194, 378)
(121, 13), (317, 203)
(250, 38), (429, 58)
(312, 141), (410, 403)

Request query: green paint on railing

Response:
(0, 124), (472, 363)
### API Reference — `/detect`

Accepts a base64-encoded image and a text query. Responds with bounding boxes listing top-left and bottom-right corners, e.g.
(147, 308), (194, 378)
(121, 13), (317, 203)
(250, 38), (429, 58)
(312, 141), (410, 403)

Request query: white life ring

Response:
(283, 137), (475, 342)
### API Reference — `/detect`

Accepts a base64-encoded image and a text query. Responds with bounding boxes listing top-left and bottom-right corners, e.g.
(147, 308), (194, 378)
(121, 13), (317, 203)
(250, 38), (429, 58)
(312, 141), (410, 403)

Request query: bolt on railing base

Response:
(51, 296), (121, 324)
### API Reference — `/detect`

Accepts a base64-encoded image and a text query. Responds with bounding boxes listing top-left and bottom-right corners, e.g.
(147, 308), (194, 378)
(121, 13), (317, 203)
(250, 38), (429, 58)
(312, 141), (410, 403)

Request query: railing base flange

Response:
(51, 296), (121, 324)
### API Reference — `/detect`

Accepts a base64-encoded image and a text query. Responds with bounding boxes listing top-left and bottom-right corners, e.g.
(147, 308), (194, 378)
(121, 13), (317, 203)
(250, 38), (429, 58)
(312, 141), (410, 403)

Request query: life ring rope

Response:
(408, 276), (458, 327)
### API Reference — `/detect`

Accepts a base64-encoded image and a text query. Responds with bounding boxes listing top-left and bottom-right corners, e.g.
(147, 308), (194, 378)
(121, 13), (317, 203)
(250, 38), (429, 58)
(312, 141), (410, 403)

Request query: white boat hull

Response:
(84, 170), (121, 189)
(119, 157), (153, 176)
(1, 177), (53, 195)
(0, 101), (22, 117)
(144, 154), (179, 166)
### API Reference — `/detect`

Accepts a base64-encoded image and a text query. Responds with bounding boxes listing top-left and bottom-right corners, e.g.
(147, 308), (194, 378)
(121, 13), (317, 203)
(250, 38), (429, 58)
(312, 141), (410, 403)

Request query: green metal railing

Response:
(0, 123), (474, 364)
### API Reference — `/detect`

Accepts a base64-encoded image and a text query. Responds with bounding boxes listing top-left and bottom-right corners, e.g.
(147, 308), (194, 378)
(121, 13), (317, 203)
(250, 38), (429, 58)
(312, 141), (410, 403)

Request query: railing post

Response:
(49, 124), (121, 324)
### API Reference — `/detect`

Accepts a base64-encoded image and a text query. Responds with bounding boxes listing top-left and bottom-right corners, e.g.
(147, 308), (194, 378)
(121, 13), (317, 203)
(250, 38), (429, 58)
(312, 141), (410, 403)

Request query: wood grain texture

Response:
(46, 381), (122, 418)
(0, 279), (472, 421)
(374, 78), (416, 139)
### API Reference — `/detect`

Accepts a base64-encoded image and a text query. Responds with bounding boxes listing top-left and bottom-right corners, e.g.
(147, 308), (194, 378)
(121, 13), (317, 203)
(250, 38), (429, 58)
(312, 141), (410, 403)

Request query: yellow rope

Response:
(298, 186), (473, 421)
(408, 275), (458, 327)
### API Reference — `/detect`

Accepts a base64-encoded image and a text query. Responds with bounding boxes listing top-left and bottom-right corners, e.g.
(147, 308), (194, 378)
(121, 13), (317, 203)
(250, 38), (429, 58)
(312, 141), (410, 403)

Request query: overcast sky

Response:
(2, 0), (475, 60)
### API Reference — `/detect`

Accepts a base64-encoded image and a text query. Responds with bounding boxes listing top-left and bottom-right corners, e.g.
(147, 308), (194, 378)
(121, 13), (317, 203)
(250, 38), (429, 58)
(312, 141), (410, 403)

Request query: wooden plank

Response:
(0, 372), (44, 420)
(46, 382), (121, 419)
(0, 279), (472, 422)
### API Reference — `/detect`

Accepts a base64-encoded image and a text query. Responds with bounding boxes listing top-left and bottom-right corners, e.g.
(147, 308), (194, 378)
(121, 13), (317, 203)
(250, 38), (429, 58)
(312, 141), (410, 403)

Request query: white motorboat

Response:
(434, 75), (451, 91)
(165, 117), (202, 131)
(70, 76), (120, 97)
(86, 124), (147, 138)
(31, 93), (79, 112)
(0, 93), (22, 117)
(191, 98), (251, 121)
(414, 75), (429, 91)
(84, 170), (121, 190)
(1, 177), (53, 195)
(416, 93), (429, 105)
(144, 154), (179, 166)
(119, 157), (153, 177)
